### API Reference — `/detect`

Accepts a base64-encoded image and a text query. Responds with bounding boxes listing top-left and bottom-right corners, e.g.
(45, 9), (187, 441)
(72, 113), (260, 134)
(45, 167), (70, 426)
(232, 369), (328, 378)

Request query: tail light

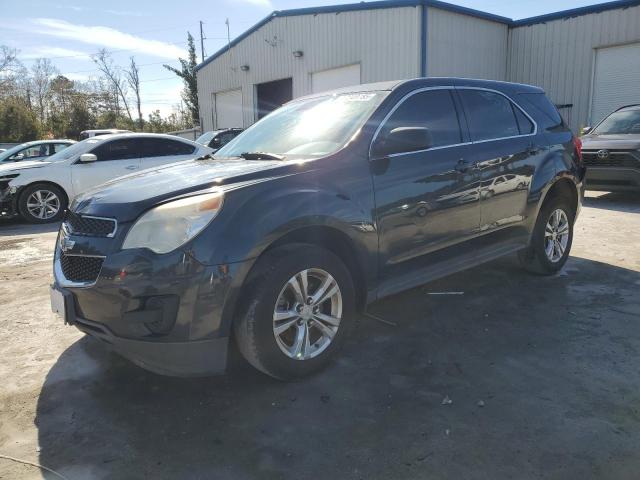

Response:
(573, 135), (583, 166)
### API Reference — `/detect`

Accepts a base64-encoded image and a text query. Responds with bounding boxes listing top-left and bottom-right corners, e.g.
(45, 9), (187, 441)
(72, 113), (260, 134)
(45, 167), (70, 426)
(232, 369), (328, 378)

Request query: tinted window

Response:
(142, 138), (196, 157)
(517, 93), (564, 130)
(91, 139), (143, 161)
(212, 132), (238, 148)
(513, 106), (534, 135)
(377, 89), (462, 152)
(459, 90), (520, 141)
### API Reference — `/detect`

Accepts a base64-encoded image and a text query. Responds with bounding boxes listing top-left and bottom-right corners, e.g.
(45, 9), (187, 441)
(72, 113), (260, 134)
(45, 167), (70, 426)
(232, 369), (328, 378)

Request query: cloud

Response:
(21, 46), (87, 59)
(234, 0), (273, 9)
(28, 18), (186, 59)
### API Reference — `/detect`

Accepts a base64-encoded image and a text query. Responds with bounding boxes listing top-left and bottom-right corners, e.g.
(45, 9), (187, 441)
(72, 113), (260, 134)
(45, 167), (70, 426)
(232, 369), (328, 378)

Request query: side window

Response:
(459, 90), (520, 141)
(214, 132), (237, 148)
(142, 138), (196, 157)
(375, 89), (462, 154)
(517, 93), (565, 131)
(53, 143), (70, 154)
(91, 139), (143, 161)
(513, 106), (534, 135)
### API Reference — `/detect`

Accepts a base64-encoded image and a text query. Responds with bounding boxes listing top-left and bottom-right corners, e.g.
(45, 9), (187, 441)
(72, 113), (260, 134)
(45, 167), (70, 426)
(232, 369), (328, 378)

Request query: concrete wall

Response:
(507, 4), (640, 131)
(427, 7), (508, 80)
(197, 7), (421, 131)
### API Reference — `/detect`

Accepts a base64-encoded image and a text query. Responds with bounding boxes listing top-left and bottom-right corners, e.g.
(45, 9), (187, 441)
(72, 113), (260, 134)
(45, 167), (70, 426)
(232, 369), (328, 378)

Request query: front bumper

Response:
(0, 187), (18, 218)
(52, 228), (252, 376)
(585, 167), (640, 192)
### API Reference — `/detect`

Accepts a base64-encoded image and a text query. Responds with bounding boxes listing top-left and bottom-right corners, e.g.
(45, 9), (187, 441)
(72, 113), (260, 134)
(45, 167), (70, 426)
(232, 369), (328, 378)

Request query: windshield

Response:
(593, 109), (640, 135)
(0, 143), (30, 162)
(214, 92), (386, 159)
(196, 131), (218, 145)
(46, 137), (106, 162)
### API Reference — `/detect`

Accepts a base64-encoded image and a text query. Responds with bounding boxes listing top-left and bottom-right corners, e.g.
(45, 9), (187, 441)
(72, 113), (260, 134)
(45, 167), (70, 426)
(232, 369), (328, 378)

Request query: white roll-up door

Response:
(591, 43), (640, 125)
(214, 89), (243, 128)
(311, 64), (361, 94)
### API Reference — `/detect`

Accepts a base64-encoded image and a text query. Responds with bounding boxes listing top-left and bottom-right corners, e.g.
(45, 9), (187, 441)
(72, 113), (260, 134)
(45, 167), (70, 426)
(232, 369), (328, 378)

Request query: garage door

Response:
(214, 89), (243, 128)
(591, 43), (640, 125)
(311, 64), (361, 94)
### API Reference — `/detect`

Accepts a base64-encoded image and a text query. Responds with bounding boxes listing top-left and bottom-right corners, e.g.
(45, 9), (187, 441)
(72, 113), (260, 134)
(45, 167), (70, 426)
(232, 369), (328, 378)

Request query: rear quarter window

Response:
(517, 93), (566, 131)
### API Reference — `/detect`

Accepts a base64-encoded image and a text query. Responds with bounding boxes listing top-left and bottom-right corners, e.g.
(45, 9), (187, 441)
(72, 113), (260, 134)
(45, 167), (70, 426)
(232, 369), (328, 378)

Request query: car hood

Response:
(0, 160), (51, 174)
(72, 157), (291, 222)
(581, 134), (640, 151)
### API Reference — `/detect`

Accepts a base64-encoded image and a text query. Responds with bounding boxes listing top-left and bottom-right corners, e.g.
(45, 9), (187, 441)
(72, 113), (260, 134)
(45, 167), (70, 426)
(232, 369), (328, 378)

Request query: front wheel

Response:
(519, 196), (574, 275)
(234, 244), (355, 380)
(18, 183), (67, 223)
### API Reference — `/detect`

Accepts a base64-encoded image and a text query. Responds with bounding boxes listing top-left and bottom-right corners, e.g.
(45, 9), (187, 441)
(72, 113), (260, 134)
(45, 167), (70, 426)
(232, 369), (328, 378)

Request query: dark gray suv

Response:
(582, 104), (640, 192)
(50, 78), (585, 380)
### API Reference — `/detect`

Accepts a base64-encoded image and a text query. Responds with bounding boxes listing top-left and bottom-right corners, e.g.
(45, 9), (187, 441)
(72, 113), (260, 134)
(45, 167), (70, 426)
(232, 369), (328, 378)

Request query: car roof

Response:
(615, 104), (640, 112)
(20, 139), (76, 146)
(89, 132), (198, 143)
(293, 77), (544, 103)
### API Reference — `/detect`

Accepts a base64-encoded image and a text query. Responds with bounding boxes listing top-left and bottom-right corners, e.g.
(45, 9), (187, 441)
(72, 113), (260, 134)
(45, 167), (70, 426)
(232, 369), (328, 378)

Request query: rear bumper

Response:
(585, 167), (640, 192)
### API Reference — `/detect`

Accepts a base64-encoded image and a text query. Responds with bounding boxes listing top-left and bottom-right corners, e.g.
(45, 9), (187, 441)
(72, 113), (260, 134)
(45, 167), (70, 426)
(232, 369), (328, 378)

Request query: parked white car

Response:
(0, 140), (76, 163)
(0, 133), (213, 223)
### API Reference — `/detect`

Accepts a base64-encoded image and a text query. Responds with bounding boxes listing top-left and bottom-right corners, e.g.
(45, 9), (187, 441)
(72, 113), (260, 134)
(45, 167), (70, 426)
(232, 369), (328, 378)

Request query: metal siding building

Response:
(197, 0), (640, 132)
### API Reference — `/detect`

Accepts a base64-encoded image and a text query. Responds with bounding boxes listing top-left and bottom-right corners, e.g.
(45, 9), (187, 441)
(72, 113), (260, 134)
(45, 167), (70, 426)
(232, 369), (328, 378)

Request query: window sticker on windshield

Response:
(87, 139), (100, 143)
(342, 93), (377, 102)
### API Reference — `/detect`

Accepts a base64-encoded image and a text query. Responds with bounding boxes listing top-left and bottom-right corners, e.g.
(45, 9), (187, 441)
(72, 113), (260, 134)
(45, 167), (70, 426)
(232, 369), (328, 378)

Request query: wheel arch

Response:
(220, 224), (369, 338)
(18, 180), (70, 207)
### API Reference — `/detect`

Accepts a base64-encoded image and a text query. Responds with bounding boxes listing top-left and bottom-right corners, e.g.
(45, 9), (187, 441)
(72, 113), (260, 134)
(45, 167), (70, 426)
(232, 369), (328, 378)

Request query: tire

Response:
(519, 195), (575, 275)
(18, 183), (67, 223)
(234, 243), (355, 381)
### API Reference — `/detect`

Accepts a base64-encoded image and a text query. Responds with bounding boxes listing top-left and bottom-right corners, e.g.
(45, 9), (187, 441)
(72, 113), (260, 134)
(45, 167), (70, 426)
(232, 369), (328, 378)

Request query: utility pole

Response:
(199, 21), (205, 63)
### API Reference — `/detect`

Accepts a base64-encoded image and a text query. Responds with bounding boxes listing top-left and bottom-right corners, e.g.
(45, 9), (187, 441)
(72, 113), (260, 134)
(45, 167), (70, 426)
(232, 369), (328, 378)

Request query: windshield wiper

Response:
(196, 153), (215, 160)
(239, 152), (285, 161)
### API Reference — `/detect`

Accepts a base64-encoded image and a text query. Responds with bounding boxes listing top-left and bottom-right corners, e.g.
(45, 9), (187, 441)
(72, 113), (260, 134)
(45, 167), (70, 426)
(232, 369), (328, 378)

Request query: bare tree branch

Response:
(124, 56), (143, 130)
(91, 49), (133, 122)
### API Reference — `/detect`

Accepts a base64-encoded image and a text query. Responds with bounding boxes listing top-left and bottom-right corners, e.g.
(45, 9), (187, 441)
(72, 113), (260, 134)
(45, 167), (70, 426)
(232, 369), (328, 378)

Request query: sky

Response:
(1, 0), (611, 117)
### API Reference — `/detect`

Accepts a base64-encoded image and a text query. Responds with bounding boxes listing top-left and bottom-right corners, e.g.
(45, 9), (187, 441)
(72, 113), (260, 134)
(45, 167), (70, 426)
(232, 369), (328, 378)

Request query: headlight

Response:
(122, 191), (224, 254)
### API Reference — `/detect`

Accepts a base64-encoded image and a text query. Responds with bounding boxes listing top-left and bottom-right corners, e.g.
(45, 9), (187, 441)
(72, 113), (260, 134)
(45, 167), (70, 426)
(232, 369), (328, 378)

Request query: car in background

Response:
(0, 133), (212, 223)
(582, 104), (640, 192)
(195, 128), (243, 151)
(79, 129), (131, 140)
(0, 140), (76, 163)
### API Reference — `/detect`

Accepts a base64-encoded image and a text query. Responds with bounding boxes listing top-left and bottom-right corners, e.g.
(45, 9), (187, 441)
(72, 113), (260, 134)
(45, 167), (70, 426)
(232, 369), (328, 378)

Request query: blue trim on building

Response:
(512, 0), (640, 26)
(195, 0), (640, 72)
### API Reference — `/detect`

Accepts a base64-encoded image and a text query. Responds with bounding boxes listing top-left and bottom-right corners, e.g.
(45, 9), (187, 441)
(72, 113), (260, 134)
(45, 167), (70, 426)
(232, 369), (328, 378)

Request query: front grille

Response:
(60, 252), (104, 283)
(64, 212), (116, 237)
(583, 150), (640, 168)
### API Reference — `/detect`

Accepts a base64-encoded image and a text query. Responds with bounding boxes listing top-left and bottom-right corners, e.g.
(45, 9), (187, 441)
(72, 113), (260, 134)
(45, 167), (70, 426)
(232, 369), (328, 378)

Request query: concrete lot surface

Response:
(1, 191), (639, 479)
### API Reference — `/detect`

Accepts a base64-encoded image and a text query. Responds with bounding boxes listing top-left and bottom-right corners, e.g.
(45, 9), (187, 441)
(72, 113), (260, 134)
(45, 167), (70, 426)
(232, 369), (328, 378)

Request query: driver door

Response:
(71, 138), (141, 195)
(371, 88), (481, 281)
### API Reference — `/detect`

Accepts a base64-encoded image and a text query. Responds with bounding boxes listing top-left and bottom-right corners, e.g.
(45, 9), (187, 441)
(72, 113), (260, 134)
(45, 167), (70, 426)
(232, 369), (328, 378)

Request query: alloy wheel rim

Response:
(273, 268), (343, 361)
(544, 208), (569, 263)
(26, 190), (60, 220)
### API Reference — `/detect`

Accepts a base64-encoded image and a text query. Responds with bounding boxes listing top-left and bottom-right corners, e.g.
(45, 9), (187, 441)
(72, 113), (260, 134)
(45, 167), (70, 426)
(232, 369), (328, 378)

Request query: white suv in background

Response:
(0, 133), (213, 223)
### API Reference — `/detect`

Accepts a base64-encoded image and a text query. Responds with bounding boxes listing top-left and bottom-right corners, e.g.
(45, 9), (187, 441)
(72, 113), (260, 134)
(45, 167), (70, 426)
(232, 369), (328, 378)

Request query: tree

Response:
(164, 33), (199, 127)
(30, 58), (57, 125)
(124, 57), (143, 130)
(0, 97), (39, 142)
(92, 49), (133, 122)
(0, 46), (20, 94)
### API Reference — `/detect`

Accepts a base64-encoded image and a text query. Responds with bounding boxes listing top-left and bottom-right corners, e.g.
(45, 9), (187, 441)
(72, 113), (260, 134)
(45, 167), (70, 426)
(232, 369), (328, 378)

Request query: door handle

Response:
(125, 165), (138, 170)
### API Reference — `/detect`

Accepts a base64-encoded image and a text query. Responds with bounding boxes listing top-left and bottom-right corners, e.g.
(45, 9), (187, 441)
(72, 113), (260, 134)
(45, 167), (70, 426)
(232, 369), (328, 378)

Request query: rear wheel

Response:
(234, 244), (355, 380)
(519, 195), (574, 275)
(18, 183), (67, 223)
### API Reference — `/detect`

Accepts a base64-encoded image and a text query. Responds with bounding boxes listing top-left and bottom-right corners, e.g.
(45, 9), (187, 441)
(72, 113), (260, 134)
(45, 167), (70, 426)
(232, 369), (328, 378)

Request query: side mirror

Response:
(582, 126), (592, 135)
(373, 127), (432, 158)
(12, 153), (24, 161)
(79, 153), (97, 163)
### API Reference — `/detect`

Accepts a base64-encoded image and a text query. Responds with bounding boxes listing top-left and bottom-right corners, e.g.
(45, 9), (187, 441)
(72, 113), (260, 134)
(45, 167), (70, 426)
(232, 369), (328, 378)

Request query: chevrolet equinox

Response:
(50, 78), (585, 380)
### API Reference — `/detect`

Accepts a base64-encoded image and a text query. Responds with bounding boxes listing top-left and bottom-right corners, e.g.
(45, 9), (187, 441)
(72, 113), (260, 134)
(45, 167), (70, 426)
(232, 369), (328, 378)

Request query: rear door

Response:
(457, 88), (540, 235)
(71, 138), (141, 194)
(139, 138), (197, 169)
(371, 88), (480, 279)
